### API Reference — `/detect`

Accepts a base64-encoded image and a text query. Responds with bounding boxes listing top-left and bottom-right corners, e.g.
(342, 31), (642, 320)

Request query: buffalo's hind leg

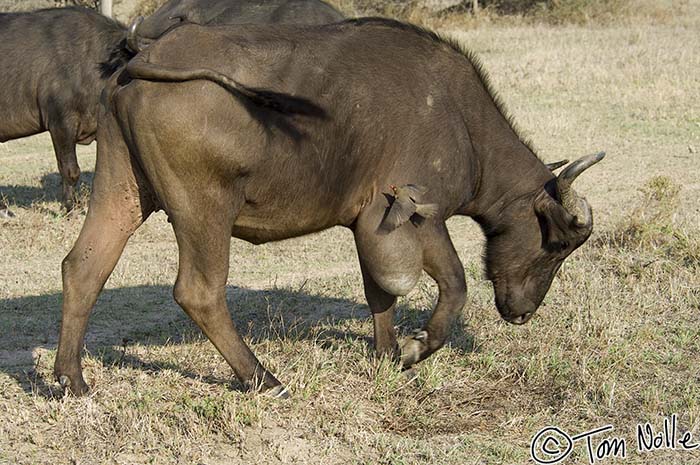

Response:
(54, 109), (153, 395)
(47, 114), (81, 211)
(168, 194), (286, 397)
(400, 223), (467, 368)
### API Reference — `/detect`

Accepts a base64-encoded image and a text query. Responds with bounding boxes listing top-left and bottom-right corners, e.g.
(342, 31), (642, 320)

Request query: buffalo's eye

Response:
(548, 240), (569, 253)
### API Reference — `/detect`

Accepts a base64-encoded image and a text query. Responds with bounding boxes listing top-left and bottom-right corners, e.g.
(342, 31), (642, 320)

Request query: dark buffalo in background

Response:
(0, 0), (343, 214)
(55, 19), (604, 397)
(128, 0), (344, 51)
(0, 7), (129, 210)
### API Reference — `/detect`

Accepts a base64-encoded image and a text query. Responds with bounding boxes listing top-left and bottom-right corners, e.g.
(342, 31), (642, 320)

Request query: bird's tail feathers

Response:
(415, 203), (439, 218)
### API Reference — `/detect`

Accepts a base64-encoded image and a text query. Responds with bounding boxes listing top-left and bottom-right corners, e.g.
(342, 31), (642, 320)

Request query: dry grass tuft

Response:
(596, 176), (700, 267)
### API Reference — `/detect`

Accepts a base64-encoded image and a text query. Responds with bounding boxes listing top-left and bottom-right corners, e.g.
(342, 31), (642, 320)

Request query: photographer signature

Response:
(530, 414), (698, 464)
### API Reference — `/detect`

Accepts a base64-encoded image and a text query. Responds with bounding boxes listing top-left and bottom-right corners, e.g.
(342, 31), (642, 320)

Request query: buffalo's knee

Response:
(173, 280), (222, 327)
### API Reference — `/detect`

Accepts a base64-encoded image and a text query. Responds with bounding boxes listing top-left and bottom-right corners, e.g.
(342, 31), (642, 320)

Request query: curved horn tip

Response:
(574, 151), (606, 165)
(127, 16), (145, 53)
(559, 150), (606, 182)
(556, 150), (605, 216)
(545, 159), (569, 171)
(129, 16), (144, 33)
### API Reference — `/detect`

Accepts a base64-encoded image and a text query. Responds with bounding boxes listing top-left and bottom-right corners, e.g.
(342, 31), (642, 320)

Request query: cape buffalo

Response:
(0, 7), (129, 210)
(127, 0), (344, 52)
(55, 19), (604, 397)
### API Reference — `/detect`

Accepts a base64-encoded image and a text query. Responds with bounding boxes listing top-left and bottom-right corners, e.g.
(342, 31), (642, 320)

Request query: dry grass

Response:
(1, 7), (700, 465)
(0, 0), (56, 12)
(329, 0), (699, 27)
(128, 0), (164, 18)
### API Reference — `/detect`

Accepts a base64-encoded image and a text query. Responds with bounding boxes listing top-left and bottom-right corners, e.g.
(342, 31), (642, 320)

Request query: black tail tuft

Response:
(100, 38), (134, 79)
(240, 86), (327, 119)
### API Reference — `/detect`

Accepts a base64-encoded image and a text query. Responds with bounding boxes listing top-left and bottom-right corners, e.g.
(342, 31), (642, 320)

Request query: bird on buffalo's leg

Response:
(380, 184), (438, 232)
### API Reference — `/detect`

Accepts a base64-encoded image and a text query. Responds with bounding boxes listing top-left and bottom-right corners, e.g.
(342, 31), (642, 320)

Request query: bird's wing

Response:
(401, 184), (429, 199)
(381, 197), (417, 232)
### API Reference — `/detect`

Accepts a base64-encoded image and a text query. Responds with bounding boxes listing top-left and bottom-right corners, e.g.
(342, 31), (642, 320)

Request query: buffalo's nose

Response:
(506, 311), (534, 325)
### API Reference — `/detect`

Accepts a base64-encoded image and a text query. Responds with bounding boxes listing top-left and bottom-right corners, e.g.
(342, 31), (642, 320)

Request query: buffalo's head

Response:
(484, 152), (605, 324)
(127, 0), (232, 52)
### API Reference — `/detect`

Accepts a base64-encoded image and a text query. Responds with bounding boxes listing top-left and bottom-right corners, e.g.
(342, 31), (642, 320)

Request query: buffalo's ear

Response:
(534, 188), (579, 251)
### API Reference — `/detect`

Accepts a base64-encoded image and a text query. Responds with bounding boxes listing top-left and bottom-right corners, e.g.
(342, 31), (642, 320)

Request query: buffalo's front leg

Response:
(47, 118), (81, 211)
(169, 194), (285, 397)
(358, 260), (399, 360)
(354, 196), (423, 362)
(400, 223), (467, 368)
(54, 110), (152, 395)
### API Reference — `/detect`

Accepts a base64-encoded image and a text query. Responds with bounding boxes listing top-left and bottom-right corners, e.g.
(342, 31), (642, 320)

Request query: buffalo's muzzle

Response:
(503, 311), (534, 325)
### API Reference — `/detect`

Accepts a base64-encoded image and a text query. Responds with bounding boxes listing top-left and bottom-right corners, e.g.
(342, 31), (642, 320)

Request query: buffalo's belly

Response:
(0, 108), (43, 142)
(231, 202), (341, 244)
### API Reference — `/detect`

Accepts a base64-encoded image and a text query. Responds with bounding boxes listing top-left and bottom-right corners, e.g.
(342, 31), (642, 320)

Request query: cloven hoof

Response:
(58, 375), (71, 391)
(57, 375), (89, 396)
(400, 330), (428, 368)
(265, 385), (290, 399)
(401, 367), (419, 383)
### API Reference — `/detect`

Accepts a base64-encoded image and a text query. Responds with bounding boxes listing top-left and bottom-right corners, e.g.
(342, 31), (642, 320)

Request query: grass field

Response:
(1, 8), (699, 465)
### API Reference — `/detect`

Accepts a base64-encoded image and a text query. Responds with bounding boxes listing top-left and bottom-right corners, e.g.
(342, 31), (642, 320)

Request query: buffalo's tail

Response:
(126, 59), (326, 118)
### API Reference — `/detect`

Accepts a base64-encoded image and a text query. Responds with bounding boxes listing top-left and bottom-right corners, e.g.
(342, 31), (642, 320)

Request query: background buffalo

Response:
(0, 7), (128, 210)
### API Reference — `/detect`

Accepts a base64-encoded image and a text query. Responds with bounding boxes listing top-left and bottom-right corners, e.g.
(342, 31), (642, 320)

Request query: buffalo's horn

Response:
(127, 16), (144, 54)
(546, 159), (569, 171)
(557, 151), (605, 225)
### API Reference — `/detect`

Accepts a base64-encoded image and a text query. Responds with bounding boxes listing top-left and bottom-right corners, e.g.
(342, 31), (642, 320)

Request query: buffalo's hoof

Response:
(0, 208), (14, 219)
(400, 330), (428, 368)
(402, 367), (419, 383)
(57, 374), (89, 396)
(265, 385), (290, 399)
(62, 197), (77, 214)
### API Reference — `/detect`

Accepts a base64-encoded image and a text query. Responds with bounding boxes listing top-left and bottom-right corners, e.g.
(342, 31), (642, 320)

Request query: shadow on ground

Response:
(0, 171), (94, 208)
(0, 286), (472, 397)
(0, 285), (360, 397)
(0, 284), (474, 397)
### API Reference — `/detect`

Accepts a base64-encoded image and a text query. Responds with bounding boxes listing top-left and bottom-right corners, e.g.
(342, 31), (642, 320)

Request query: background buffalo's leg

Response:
(358, 260), (399, 360)
(401, 223), (467, 368)
(47, 117), (80, 211)
(54, 111), (152, 395)
(170, 200), (284, 395)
